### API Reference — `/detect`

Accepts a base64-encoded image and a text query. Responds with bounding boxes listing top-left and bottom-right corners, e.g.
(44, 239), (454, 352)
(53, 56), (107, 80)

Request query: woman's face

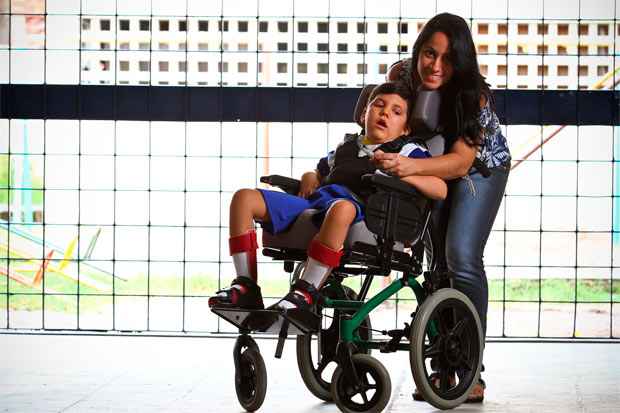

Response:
(416, 31), (454, 90)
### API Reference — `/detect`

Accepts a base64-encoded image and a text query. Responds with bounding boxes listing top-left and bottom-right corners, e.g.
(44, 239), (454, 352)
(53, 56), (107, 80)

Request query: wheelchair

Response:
(210, 89), (484, 413)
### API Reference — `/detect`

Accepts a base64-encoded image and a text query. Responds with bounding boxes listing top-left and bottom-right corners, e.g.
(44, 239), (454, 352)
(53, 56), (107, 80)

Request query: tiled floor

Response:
(1, 333), (618, 412)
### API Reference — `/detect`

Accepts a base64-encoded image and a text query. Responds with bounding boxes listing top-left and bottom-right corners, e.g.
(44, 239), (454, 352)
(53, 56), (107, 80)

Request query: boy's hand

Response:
(298, 171), (320, 198)
(373, 149), (410, 177)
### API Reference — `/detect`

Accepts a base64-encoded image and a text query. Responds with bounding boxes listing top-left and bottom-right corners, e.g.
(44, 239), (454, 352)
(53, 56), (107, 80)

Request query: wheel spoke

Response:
(315, 357), (331, 375)
(450, 318), (468, 337)
(424, 341), (442, 359)
(459, 350), (474, 371)
(360, 390), (369, 404)
(439, 369), (450, 392)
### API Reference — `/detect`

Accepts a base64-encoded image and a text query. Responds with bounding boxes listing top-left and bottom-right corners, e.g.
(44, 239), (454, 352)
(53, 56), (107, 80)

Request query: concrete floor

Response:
(0, 334), (618, 413)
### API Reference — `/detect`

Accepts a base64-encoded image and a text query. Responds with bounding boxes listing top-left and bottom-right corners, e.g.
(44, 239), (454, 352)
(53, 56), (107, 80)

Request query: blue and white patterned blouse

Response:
(477, 101), (511, 169)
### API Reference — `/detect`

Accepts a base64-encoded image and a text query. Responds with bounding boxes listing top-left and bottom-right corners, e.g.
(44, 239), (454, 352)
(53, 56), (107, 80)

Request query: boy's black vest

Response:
(323, 133), (415, 200)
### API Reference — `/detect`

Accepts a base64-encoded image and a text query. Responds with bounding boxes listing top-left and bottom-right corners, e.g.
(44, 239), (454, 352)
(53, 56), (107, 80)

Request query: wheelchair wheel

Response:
(235, 348), (267, 412)
(409, 288), (483, 410)
(331, 354), (391, 413)
(296, 284), (372, 402)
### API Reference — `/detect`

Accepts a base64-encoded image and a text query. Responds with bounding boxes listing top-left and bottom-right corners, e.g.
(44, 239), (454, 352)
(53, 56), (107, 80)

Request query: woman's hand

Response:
(372, 150), (417, 177)
(298, 171), (320, 198)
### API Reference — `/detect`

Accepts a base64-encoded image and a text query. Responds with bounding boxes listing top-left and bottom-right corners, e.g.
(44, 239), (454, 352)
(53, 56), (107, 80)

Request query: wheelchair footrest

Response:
(211, 306), (318, 335)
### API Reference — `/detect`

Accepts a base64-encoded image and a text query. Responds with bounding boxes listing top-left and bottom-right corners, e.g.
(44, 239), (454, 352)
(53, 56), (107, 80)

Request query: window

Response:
(140, 20), (150, 31)
(557, 45), (567, 55)
(238, 21), (248, 32)
(259, 21), (268, 32)
(139, 61), (150, 72)
(218, 62), (228, 73)
(578, 45), (588, 55)
(578, 65), (588, 76)
(537, 23), (548, 35)
(82, 18), (91, 30)
(219, 21), (229, 32)
(222, 43), (229, 51)
(298, 22), (308, 33)
(399, 45), (408, 53)
(318, 43), (328, 52)
(477, 44), (488, 54)
(158, 42), (169, 50)
(517, 24), (528, 35)
(297, 42), (308, 51)
(159, 61), (169, 72)
(317, 63), (328, 74)
(579, 24), (589, 35)
(558, 85), (568, 89)
(357, 22), (366, 33)
(357, 63), (367, 74)
(378, 64), (388, 74)
(277, 42), (288, 51)
(159, 20), (169, 31)
(518, 65), (528, 75)
(297, 63), (307, 73)
(238, 62), (248, 73)
(400, 22), (408, 34)
(379, 45), (388, 52)
(479, 64), (488, 75)
(557, 65), (568, 76)
(517, 45), (526, 54)
(357, 43), (366, 52)
(139, 42), (149, 50)
(558, 24), (569, 35)
(318, 22), (328, 33)
(119, 61), (129, 71)
(538, 65), (549, 76)
(337, 43), (348, 52)
(258, 62), (263, 73)
(597, 46), (609, 55)
(198, 62), (208, 72)
(417, 22), (424, 32)
(119, 42), (129, 50)
(497, 44), (507, 54)
(178, 61), (187, 72)
(238, 43), (248, 51)
(478, 23), (488, 34)
(198, 20), (208, 31)
(100, 42), (110, 50)
(598, 24), (609, 35)
(278, 21), (288, 32)
(537, 45), (548, 54)
(100, 19), (111, 31)
(338, 22), (348, 33)
(178, 42), (186, 50)
(179, 20), (187, 32)
(277, 63), (287, 73)
(598, 65), (609, 76)
(198, 43), (208, 50)
(119, 19), (130, 31)
(377, 22), (388, 33)
(337, 63), (347, 74)
(498, 64), (507, 75)
(497, 23), (507, 35)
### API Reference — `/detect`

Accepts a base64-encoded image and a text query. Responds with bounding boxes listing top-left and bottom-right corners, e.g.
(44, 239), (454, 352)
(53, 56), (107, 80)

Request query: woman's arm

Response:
(373, 137), (477, 180)
(400, 175), (447, 200)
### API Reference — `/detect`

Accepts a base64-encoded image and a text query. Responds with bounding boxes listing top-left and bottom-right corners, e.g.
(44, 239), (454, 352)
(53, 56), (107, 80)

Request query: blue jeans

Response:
(431, 164), (509, 338)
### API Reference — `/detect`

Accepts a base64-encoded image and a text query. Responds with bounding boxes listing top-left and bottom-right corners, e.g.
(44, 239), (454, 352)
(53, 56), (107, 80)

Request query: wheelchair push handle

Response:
(260, 175), (301, 195)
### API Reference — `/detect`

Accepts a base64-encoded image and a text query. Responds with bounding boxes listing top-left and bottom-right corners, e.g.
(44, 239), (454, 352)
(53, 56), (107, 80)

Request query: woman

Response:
(375, 13), (511, 403)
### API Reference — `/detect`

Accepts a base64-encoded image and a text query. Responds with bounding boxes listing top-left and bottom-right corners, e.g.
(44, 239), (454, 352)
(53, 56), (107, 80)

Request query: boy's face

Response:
(362, 93), (410, 144)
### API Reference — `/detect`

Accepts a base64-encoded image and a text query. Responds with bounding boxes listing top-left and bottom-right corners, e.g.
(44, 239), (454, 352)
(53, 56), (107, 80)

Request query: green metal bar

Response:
(322, 298), (364, 309)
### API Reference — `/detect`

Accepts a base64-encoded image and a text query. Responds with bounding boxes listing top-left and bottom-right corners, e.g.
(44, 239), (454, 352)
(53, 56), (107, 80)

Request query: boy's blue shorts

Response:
(258, 184), (364, 234)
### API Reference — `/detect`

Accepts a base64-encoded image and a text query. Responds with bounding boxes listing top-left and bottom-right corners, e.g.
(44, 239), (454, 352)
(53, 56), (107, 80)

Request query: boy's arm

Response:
(298, 170), (321, 198)
(400, 175), (447, 200)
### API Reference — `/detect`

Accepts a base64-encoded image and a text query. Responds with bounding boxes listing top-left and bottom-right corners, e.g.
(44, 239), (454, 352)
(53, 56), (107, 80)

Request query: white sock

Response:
(299, 257), (332, 288)
(232, 252), (253, 281)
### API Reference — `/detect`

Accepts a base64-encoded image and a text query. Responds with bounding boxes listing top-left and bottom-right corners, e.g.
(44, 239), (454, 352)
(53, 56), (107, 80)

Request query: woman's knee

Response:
(446, 243), (484, 278)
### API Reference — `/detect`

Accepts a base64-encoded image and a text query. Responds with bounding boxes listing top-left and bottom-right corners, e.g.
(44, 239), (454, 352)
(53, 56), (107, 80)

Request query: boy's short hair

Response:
(366, 81), (415, 131)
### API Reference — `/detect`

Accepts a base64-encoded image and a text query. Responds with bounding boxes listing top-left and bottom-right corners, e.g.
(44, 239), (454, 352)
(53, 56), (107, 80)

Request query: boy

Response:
(209, 82), (446, 316)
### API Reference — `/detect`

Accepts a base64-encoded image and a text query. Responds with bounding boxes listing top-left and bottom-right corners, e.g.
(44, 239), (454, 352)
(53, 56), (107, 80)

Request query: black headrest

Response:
(353, 86), (441, 136)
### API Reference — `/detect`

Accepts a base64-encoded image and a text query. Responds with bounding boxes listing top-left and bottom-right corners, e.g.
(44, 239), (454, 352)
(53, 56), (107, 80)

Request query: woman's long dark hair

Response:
(411, 13), (492, 147)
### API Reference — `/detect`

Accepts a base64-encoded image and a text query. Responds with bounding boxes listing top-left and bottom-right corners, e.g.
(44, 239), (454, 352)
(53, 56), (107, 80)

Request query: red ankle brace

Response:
(307, 239), (343, 268)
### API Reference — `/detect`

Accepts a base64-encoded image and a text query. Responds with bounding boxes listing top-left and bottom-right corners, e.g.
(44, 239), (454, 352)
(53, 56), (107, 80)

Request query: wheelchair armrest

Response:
(260, 175), (301, 195)
(362, 173), (418, 197)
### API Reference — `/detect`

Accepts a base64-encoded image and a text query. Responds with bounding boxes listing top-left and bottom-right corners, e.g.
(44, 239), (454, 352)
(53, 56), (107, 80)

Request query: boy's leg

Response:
(209, 189), (268, 309)
(275, 200), (356, 310)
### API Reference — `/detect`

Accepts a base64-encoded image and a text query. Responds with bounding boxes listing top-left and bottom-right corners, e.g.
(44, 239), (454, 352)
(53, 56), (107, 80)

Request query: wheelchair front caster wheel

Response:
(235, 348), (267, 412)
(331, 354), (391, 413)
(410, 288), (483, 410)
